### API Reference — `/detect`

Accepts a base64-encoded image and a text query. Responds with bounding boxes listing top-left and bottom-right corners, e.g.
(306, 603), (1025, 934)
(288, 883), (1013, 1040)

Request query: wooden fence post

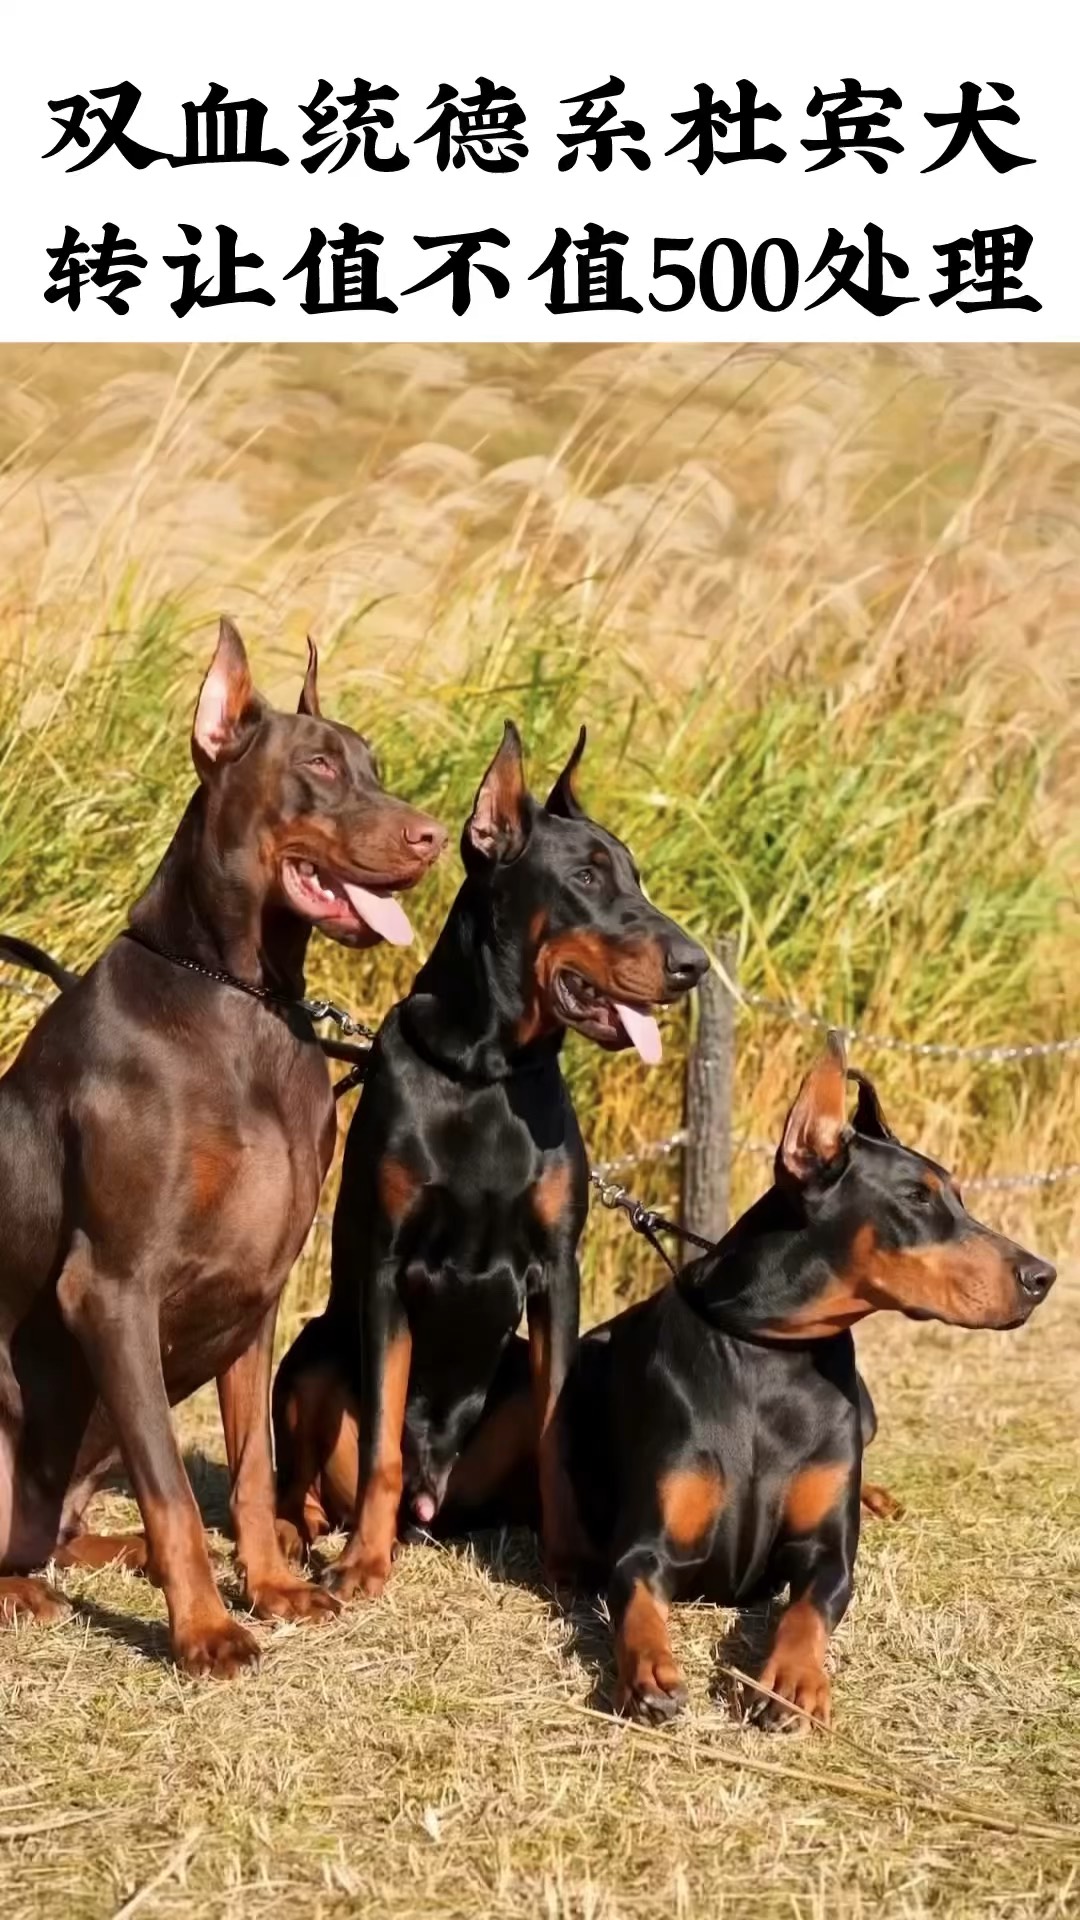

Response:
(681, 935), (737, 1243)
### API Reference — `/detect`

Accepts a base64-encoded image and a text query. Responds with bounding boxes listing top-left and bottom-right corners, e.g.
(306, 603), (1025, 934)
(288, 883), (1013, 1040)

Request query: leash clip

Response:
(302, 997), (377, 1040)
(594, 1177), (628, 1211)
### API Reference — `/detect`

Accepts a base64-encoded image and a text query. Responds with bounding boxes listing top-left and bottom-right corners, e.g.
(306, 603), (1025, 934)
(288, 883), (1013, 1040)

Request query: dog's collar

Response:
(397, 992), (559, 1086)
(121, 921), (328, 1029)
(674, 1273), (849, 1353)
(120, 926), (373, 1040)
(122, 924), (302, 1008)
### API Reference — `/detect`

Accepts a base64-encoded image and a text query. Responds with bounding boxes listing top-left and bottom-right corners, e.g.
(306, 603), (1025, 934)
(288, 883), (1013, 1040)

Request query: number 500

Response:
(649, 237), (799, 313)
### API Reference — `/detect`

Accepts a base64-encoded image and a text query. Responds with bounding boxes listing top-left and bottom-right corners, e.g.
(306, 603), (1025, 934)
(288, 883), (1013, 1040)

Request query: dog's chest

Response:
(618, 1329), (859, 1605)
(157, 1055), (331, 1340)
(405, 1096), (572, 1279)
(682, 1413), (858, 1605)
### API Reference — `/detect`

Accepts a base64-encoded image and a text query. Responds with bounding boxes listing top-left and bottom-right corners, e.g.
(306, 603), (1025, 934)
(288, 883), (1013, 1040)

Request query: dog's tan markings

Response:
(757, 1595), (832, 1728)
(132, 1488), (259, 1676)
(615, 1579), (685, 1715)
(378, 1157), (420, 1225)
(861, 1480), (904, 1521)
(845, 1224), (1018, 1326)
(190, 1135), (237, 1214)
(659, 1466), (725, 1549)
(532, 1162), (572, 1230)
(53, 1532), (151, 1574)
(276, 1361), (361, 1543)
(0, 1576), (71, 1625)
(762, 1278), (871, 1341)
(445, 1389), (536, 1509)
(535, 930), (668, 1005)
(331, 1327), (413, 1599)
(783, 1462), (848, 1536)
(765, 1215), (1020, 1337)
(267, 805), (436, 898)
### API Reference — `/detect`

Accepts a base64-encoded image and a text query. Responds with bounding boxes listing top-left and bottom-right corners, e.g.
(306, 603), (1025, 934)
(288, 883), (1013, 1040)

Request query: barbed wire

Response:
(732, 987), (1080, 1064)
(3, 975), (1079, 1193)
(588, 1130), (1080, 1194)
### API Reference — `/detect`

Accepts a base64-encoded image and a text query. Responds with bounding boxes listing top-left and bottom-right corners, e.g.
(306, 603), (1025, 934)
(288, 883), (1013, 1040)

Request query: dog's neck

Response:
(401, 874), (562, 1084)
(127, 789), (312, 999)
(676, 1183), (859, 1344)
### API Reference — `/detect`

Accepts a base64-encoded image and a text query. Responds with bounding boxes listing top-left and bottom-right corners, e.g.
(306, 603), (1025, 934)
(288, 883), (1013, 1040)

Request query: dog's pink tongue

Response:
(413, 1492), (436, 1526)
(343, 884), (413, 946)
(613, 1001), (663, 1065)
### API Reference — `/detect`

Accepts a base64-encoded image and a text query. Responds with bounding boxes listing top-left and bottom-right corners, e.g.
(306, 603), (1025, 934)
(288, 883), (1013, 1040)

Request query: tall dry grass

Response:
(0, 342), (1077, 1316)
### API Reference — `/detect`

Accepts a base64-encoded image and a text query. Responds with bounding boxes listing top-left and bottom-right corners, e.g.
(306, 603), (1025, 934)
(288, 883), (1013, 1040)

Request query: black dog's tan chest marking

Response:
(377, 1147), (574, 1268)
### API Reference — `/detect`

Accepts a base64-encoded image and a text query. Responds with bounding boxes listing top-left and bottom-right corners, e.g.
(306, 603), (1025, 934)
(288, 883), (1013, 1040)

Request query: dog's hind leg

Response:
(273, 1347), (347, 1551)
(0, 1362), (71, 1624)
(218, 1306), (339, 1623)
(52, 1532), (151, 1573)
(856, 1370), (904, 1521)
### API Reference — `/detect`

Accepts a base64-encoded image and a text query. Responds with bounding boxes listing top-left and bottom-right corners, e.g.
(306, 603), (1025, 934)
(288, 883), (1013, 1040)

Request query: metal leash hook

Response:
(300, 997), (378, 1042)
(1, 977), (1078, 1189)
(298, 998), (377, 1100)
(589, 1167), (717, 1275)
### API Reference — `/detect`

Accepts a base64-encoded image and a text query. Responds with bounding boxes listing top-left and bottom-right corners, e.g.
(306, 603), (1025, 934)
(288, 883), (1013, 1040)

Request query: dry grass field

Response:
(1, 344), (1078, 1916)
(4, 1287), (1079, 1919)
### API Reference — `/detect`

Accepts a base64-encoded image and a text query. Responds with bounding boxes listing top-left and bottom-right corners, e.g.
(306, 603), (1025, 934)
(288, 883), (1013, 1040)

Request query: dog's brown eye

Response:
(905, 1185), (934, 1206)
(575, 867), (595, 886)
(306, 755), (338, 780)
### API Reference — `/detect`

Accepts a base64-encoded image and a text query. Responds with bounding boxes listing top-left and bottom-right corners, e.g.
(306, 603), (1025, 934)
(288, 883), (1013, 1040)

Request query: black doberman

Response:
(0, 619), (445, 1674)
(431, 1033), (1056, 1729)
(273, 722), (709, 1596)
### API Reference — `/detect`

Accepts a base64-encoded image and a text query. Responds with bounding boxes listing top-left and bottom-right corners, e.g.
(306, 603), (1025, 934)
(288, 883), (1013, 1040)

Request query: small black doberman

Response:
(432, 1033), (1056, 1729)
(273, 721), (708, 1596)
(0, 619), (445, 1674)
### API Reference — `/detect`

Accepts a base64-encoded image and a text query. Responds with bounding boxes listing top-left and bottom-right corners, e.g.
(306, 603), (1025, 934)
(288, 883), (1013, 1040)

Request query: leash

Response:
(589, 1165), (840, 1352)
(120, 927), (375, 1095)
(320, 1039), (372, 1099)
(588, 1169), (718, 1275)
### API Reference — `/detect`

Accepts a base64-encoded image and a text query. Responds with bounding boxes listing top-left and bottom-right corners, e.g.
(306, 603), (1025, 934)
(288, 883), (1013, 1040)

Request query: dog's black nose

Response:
(663, 935), (710, 993)
(1016, 1256), (1056, 1301)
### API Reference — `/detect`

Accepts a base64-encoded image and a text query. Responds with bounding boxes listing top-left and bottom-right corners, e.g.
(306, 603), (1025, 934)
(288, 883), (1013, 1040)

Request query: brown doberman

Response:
(0, 619), (445, 1675)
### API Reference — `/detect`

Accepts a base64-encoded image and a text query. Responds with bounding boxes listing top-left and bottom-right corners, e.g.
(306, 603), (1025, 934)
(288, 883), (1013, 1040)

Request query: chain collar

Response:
(120, 927), (376, 1039)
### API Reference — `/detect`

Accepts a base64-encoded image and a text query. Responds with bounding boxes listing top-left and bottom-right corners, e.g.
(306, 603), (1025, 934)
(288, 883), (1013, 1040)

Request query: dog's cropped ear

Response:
(847, 1068), (897, 1143)
(779, 1030), (852, 1183)
(464, 720), (530, 864)
(545, 726), (587, 820)
(192, 619), (264, 773)
(298, 637), (322, 718)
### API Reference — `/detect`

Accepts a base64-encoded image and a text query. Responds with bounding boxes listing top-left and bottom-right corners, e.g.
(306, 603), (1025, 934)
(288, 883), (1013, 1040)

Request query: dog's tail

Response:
(0, 934), (80, 994)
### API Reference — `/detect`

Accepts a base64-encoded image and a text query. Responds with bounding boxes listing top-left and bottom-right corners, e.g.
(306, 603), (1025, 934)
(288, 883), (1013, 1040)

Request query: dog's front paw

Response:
(321, 1554), (389, 1603)
(248, 1575), (340, 1624)
(861, 1481), (905, 1522)
(274, 1518), (306, 1565)
(174, 1613), (261, 1679)
(615, 1656), (687, 1725)
(750, 1655), (831, 1733)
(0, 1576), (72, 1626)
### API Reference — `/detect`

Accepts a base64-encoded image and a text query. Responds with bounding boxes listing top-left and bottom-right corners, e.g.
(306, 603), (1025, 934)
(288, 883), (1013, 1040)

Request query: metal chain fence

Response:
(3, 970), (1079, 1195)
